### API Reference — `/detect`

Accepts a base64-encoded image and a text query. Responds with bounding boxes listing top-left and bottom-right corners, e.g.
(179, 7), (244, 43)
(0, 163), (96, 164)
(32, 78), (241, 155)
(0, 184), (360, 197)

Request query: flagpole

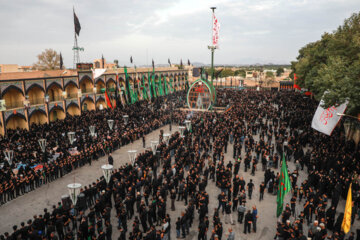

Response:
(208, 7), (217, 84)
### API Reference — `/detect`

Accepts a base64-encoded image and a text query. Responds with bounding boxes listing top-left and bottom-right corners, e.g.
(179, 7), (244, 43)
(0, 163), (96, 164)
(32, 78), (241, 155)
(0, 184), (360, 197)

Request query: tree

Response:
(234, 69), (246, 77)
(220, 68), (234, 78)
(291, 12), (360, 114)
(33, 49), (60, 70)
(276, 67), (284, 76)
(265, 71), (275, 78)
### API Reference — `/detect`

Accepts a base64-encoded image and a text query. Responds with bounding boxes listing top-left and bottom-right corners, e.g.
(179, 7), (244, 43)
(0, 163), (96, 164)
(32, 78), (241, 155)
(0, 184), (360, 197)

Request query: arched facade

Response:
(67, 104), (81, 116)
(80, 76), (94, 94)
(3, 88), (25, 109)
(0, 68), (189, 135)
(6, 114), (27, 130)
(82, 98), (95, 112)
(47, 83), (63, 102)
(49, 107), (65, 122)
(65, 82), (78, 99)
(27, 85), (45, 105)
(29, 110), (47, 126)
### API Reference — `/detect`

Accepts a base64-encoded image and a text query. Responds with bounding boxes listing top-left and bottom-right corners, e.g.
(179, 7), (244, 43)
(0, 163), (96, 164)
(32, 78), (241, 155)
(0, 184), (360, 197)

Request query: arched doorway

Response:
(80, 77), (94, 94)
(82, 99), (95, 112)
(27, 85), (45, 105)
(96, 99), (107, 110)
(6, 115), (27, 130)
(29, 110), (47, 126)
(3, 88), (24, 109)
(67, 104), (80, 116)
(47, 83), (63, 102)
(65, 82), (78, 99)
(95, 81), (105, 94)
(49, 107), (65, 122)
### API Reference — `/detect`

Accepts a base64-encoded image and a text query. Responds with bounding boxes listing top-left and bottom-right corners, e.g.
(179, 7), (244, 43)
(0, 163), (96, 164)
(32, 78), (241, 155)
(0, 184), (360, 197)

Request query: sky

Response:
(0, 0), (359, 67)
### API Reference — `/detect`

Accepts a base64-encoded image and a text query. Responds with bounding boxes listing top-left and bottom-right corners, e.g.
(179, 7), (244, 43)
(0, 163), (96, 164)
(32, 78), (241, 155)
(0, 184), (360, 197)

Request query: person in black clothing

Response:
(247, 179), (254, 200)
(108, 154), (114, 165)
(244, 210), (252, 234)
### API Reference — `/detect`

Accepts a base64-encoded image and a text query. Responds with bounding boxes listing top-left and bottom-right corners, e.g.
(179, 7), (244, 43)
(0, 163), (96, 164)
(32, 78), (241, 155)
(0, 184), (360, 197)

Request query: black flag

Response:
(152, 59), (154, 69)
(130, 56), (133, 64)
(73, 9), (81, 36)
(101, 54), (105, 68)
(59, 53), (63, 70)
(188, 59), (191, 66)
(168, 58), (171, 66)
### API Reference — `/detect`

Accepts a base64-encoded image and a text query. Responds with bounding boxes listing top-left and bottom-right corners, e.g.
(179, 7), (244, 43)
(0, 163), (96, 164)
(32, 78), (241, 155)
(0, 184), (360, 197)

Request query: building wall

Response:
(0, 68), (188, 135)
(0, 64), (19, 73)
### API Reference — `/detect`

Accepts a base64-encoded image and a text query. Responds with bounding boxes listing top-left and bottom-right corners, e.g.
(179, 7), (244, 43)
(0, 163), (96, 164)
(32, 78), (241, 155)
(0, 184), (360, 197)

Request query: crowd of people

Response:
(1, 89), (360, 240)
(0, 92), (185, 205)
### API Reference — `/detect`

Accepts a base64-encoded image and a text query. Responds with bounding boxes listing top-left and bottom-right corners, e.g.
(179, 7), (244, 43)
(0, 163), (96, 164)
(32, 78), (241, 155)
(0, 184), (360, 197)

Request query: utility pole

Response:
(208, 7), (217, 84)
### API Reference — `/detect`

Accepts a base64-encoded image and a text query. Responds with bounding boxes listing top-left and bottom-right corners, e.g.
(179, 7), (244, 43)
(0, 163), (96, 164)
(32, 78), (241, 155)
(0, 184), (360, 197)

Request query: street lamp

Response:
(101, 164), (113, 184)
(107, 119), (114, 130)
(185, 120), (191, 131)
(89, 125), (96, 137)
(123, 115), (129, 125)
(68, 132), (76, 145)
(128, 150), (137, 165)
(150, 141), (159, 155)
(178, 126), (185, 137)
(3, 150), (14, 165)
(38, 139), (47, 153)
(67, 183), (82, 205)
(163, 133), (171, 145)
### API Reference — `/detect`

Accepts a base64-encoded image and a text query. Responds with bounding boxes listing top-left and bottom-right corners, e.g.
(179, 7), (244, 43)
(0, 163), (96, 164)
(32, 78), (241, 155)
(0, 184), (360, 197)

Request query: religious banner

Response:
(212, 13), (220, 47)
(311, 93), (348, 136)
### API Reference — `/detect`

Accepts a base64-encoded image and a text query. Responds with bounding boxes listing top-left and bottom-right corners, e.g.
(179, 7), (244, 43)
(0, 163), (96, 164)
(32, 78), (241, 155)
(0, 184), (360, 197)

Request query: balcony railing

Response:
(5, 101), (25, 109)
(66, 93), (78, 99)
(82, 88), (94, 94)
(48, 96), (63, 102)
(29, 98), (45, 105)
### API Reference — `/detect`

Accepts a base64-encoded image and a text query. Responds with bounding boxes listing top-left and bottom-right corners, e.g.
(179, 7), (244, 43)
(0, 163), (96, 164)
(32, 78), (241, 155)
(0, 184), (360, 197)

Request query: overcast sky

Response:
(0, 0), (359, 67)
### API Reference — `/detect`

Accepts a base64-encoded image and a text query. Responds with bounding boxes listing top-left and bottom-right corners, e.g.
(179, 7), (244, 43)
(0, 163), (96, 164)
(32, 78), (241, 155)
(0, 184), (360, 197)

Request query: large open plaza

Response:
(1, 1), (360, 240)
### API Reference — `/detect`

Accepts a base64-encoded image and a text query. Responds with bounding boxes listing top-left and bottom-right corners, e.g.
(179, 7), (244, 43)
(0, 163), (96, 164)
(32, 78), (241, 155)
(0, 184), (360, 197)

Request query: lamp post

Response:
(67, 183), (82, 205)
(127, 150), (137, 165)
(89, 125), (96, 137)
(163, 133), (171, 145)
(178, 126), (186, 137)
(123, 115), (129, 125)
(68, 132), (75, 145)
(185, 120), (192, 132)
(38, 139), (47, 153)
(101, 164), (113, 184)
(150, 141), (159, 155)
(3, 150), (14, 165)
(107, 119), (114, 130)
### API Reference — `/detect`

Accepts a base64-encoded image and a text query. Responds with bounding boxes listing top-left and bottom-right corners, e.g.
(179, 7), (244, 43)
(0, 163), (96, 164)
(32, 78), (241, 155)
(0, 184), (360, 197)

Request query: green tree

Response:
(276, 67), (284, 76)
(33, 49), (60, 70)
(265, 71), (275, 78)
(234, 69), (246, 77)
(220, 68), (234, 78)
(291, 12), (360, 113)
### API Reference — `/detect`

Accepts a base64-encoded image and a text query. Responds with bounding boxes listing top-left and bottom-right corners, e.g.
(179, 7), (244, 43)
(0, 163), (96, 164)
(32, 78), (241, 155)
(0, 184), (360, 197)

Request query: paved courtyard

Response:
(0, 123), (357, 239)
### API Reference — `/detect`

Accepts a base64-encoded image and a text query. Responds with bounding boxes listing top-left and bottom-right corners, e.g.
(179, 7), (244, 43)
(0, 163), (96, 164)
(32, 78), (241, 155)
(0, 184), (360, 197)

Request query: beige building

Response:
(0, 67), (190, 136)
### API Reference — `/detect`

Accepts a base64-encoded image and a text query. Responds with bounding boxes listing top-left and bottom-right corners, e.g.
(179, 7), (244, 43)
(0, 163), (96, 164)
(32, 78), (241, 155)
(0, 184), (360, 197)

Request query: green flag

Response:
(164, 75), (168, 95)
(141, 75), (148, 100)
(124, 66), (132, 104)
(277, 154), (292, 217)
